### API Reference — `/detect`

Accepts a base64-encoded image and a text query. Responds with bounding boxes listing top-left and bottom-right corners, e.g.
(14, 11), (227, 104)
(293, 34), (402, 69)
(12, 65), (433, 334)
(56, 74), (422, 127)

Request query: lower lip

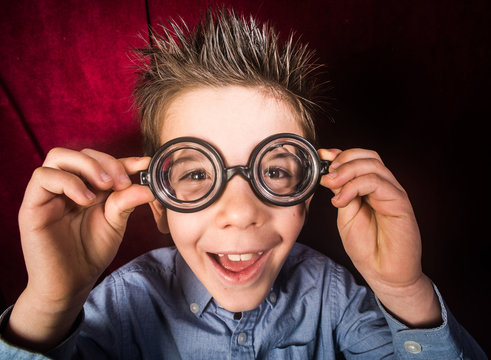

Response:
(208, 250), (271, 285)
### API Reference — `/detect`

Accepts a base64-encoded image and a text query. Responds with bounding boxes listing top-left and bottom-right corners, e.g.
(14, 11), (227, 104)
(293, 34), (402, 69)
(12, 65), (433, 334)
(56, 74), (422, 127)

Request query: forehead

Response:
(160, 86), (303, 163)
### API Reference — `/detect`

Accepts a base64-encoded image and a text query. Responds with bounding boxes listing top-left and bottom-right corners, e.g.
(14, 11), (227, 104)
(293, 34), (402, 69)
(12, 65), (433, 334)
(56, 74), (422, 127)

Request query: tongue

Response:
(217, 254), (261, 272)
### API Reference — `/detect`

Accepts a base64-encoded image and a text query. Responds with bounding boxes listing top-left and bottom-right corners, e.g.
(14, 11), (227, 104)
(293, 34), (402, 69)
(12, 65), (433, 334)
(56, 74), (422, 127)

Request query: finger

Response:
(318, 149), (342, 191)
(81, 148), (132, 191)
(104, 184), (155, 233)
(43, 148), (114, 191)
(330, 174), (403, 233)
(318, 148), (343, 163)
(119, 156), (151, 175)
(321, 157), (403, 193)
(329, 148), (384, 170)
(331, 173), (407, 215)
(23, 167), (97, 210)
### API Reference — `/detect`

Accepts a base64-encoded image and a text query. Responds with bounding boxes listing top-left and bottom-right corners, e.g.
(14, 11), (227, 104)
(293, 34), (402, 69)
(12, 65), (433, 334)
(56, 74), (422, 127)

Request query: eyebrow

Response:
(264, 150), (301, 162)
(169, 151), (210, 168)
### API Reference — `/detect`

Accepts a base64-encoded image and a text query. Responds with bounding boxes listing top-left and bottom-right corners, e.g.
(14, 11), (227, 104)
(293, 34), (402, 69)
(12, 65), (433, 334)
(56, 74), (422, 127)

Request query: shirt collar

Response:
(175, 251), (213, 318)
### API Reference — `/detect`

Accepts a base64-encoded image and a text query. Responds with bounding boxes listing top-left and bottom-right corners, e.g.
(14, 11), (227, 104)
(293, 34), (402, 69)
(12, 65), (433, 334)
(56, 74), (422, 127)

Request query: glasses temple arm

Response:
(140, 170), (151, 185)
(320, 160), (331, 175)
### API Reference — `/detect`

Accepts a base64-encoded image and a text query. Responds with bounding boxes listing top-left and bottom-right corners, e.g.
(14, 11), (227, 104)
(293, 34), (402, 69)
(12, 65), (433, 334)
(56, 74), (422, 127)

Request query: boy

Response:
(0, 8), (486, 359)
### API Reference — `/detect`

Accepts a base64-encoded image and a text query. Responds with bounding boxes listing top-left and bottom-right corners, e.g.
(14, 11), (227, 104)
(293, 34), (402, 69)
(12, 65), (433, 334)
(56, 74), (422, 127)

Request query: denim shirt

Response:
(0, 243), (486, 359)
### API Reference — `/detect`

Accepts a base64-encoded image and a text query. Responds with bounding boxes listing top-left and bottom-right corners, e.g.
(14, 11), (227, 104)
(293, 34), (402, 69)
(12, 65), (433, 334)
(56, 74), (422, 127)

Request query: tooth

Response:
(227, 254), (241, 261)
(240, 253), (253, 261)
(258, 251), (264, 255)
(223, 253), (259, 261)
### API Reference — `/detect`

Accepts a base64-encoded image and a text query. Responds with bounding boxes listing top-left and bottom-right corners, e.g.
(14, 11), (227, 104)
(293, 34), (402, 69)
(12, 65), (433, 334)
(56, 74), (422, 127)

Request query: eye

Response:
(263, 167), (291, 179)
(180, 169), (209, 181)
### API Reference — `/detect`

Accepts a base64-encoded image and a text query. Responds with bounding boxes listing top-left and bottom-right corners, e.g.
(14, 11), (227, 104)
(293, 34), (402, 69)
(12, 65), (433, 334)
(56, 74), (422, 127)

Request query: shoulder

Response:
(86, 247), (181, 318)
(115, 246), (178, 275)
(282, 242), (348, 281)
(98, 246), (179, 291)
(281, 243), (366, 300)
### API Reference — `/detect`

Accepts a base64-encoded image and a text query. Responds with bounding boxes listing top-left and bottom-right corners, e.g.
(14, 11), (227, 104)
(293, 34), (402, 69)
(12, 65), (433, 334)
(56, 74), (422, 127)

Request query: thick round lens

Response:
(259, 144), (310, 195)
(146, 134), (324, 211)
(160, 148), (215, 202)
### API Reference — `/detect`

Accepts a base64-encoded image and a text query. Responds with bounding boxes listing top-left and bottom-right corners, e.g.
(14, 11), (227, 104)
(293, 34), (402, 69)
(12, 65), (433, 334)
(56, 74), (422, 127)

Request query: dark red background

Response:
(1, 0), (489, 354)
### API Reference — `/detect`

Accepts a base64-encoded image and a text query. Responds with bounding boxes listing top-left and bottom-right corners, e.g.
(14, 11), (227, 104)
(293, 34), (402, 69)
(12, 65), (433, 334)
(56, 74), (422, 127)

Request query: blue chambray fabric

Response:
(0, 243), (487, 359)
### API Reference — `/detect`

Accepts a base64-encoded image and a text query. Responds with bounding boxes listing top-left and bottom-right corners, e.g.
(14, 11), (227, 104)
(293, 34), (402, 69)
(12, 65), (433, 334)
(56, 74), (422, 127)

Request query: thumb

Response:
(318, 148), (342, 195)
(104, 184), (155, 234)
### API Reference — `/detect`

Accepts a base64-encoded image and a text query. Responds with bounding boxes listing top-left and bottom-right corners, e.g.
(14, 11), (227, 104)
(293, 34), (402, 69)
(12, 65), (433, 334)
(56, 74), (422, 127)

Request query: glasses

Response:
(140, 133), (331, 213)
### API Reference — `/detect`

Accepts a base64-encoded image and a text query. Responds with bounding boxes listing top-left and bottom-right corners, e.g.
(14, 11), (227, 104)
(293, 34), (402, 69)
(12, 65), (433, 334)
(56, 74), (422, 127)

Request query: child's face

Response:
(155, 86), (309, 312)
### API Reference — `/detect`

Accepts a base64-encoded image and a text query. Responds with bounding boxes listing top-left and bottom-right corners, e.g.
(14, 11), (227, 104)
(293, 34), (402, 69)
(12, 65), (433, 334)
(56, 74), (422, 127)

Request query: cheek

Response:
(167, 212), (204, 247)
(267, 206), (307, 277)
(281, 204), (307, 237)
(269, 205), (308, 262)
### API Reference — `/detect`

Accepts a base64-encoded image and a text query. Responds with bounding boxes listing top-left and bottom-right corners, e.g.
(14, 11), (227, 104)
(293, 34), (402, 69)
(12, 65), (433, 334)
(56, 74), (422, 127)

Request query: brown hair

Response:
(133, 8), (325, 155)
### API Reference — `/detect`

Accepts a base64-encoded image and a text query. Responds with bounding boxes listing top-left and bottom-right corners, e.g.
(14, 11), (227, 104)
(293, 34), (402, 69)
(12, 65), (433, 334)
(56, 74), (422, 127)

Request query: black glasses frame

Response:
(140, 133), (331, 213)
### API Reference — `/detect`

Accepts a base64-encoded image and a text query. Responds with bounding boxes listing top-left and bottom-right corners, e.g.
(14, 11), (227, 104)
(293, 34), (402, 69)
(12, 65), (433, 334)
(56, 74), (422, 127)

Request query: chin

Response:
(215, 288), (269, 313)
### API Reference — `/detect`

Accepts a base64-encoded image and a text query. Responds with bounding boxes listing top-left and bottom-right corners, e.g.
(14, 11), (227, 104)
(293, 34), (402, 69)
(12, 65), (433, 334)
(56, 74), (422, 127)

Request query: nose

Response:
(213, 175), (268, 230)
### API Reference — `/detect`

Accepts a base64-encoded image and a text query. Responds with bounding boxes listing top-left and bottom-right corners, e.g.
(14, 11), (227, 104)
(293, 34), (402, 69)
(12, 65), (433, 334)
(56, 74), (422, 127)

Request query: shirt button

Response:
(404, 340), (422, 354)
(269, 292), (277, 304)
(190, 303), (200, 314)
(237, 332), (248, 345)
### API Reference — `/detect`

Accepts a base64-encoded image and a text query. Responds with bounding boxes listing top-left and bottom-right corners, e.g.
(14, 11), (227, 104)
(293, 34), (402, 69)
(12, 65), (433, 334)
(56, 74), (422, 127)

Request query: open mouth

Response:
(207, 250), (270, 284)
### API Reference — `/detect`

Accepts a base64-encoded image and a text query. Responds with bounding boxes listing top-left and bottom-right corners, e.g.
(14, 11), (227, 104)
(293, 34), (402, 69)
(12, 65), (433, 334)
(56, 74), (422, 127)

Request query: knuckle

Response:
(109, 192), (125, 212)
(47, 147), (63, 156)
(365, 149), (381, 160)
(367, 172), (382, 183)
(32, 166), (45, 177)
(81, 148), (96, 155)
(398, 185), (409, 198)
(44, 147), (64, 162)
(31, 166), (49, 182)
(108, 194), (133, 221)
(65, 171), (83, 185)
(113, 159), (126, 172)
(348, 148), (382, 161)
(80, 149), (100, 164)
(110, 160), (128, 179)
(368, 157), (385, 170)
(83, 149), (121, 170)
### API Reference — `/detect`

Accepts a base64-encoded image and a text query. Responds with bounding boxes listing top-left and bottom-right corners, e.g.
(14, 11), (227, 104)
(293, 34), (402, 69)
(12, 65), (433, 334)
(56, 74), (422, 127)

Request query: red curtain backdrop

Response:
(1, 0), (489, 353)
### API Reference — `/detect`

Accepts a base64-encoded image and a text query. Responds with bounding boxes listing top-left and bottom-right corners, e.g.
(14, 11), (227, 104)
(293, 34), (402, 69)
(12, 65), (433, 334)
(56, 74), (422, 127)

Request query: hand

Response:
(8, 148), (154, 349)
(319, 148), (441, 327)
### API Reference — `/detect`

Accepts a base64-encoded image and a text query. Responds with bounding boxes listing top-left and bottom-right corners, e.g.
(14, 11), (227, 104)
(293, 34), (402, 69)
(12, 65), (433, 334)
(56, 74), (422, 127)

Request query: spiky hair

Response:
(133, 8), (325, 155)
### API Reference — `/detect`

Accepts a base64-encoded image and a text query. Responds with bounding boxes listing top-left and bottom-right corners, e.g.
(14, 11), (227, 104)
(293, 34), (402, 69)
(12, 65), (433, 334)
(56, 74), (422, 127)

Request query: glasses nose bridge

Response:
(225, 165), (251, 182)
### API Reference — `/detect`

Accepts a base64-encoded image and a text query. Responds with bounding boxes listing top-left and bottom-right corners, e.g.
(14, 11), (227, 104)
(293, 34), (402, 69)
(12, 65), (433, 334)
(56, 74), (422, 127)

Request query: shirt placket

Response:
(230, 308), (257, 359)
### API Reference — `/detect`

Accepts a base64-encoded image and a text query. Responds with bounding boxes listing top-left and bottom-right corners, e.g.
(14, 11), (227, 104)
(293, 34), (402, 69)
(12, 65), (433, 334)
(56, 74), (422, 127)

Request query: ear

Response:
(302, 195), (314, 225)
(149, 200), (170, 234)
(305, 194), (314, 212)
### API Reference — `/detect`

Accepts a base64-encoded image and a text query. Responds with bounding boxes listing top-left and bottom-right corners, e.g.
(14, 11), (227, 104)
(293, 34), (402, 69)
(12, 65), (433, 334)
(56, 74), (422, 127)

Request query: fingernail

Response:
(85, 190), (96, 200)
(119, 174), (131, 184)
(330, 162), (339, 170)
(100, 171), (112, 182)
(326, 170), (337, 179)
